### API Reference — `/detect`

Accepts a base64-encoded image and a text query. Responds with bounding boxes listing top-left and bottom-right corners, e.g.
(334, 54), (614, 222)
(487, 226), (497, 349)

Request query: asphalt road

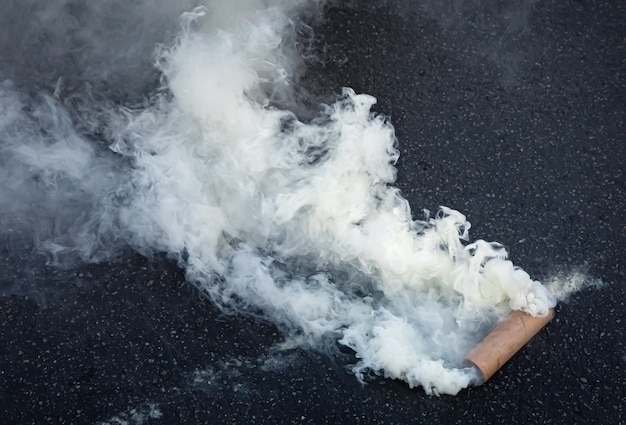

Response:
(1, 1), (624, 424)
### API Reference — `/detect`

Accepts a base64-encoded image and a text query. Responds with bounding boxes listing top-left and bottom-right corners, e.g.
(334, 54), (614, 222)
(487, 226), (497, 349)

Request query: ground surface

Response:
(1, 0), (625, 424)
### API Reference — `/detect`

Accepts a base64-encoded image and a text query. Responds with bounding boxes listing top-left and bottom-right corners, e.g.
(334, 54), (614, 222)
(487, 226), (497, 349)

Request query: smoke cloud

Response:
(0, 0), (557, 395)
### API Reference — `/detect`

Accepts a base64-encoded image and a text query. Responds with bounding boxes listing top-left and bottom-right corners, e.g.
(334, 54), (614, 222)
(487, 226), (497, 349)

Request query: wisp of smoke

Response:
(0, 0), (558, 395)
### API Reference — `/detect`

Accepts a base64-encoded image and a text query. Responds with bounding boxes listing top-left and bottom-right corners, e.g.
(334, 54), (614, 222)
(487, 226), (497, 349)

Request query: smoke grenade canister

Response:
(464, 308), (555, 384)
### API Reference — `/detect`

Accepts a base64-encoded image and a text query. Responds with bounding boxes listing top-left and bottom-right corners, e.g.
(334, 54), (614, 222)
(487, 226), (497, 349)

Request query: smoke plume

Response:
(0, 0), (557, 395)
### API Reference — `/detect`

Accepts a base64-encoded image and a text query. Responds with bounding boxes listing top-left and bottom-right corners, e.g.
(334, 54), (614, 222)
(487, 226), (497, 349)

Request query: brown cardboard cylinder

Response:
(464, 308), (555, 385)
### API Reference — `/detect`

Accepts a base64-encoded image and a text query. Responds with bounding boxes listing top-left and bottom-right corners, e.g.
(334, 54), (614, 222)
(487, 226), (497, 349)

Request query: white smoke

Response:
(0, 0), (559, 395)
(0, 82), (124, 265)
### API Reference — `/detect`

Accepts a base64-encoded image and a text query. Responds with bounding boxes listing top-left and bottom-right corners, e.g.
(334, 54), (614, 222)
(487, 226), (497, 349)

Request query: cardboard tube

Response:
(464, 308), (555, 385)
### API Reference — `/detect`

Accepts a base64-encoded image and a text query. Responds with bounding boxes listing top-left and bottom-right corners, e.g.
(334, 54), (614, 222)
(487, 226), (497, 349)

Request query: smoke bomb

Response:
(464, 308), (555, 385)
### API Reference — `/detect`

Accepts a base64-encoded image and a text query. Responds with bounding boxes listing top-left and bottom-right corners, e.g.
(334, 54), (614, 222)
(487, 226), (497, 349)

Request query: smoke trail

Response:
(0, 0), (557, 395)
(0, 0), (198, 269)
(0, 84), (122, 264)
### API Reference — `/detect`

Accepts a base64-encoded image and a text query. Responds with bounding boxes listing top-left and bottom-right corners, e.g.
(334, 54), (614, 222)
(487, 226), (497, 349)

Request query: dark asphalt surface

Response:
(1, 1), (625, 424)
